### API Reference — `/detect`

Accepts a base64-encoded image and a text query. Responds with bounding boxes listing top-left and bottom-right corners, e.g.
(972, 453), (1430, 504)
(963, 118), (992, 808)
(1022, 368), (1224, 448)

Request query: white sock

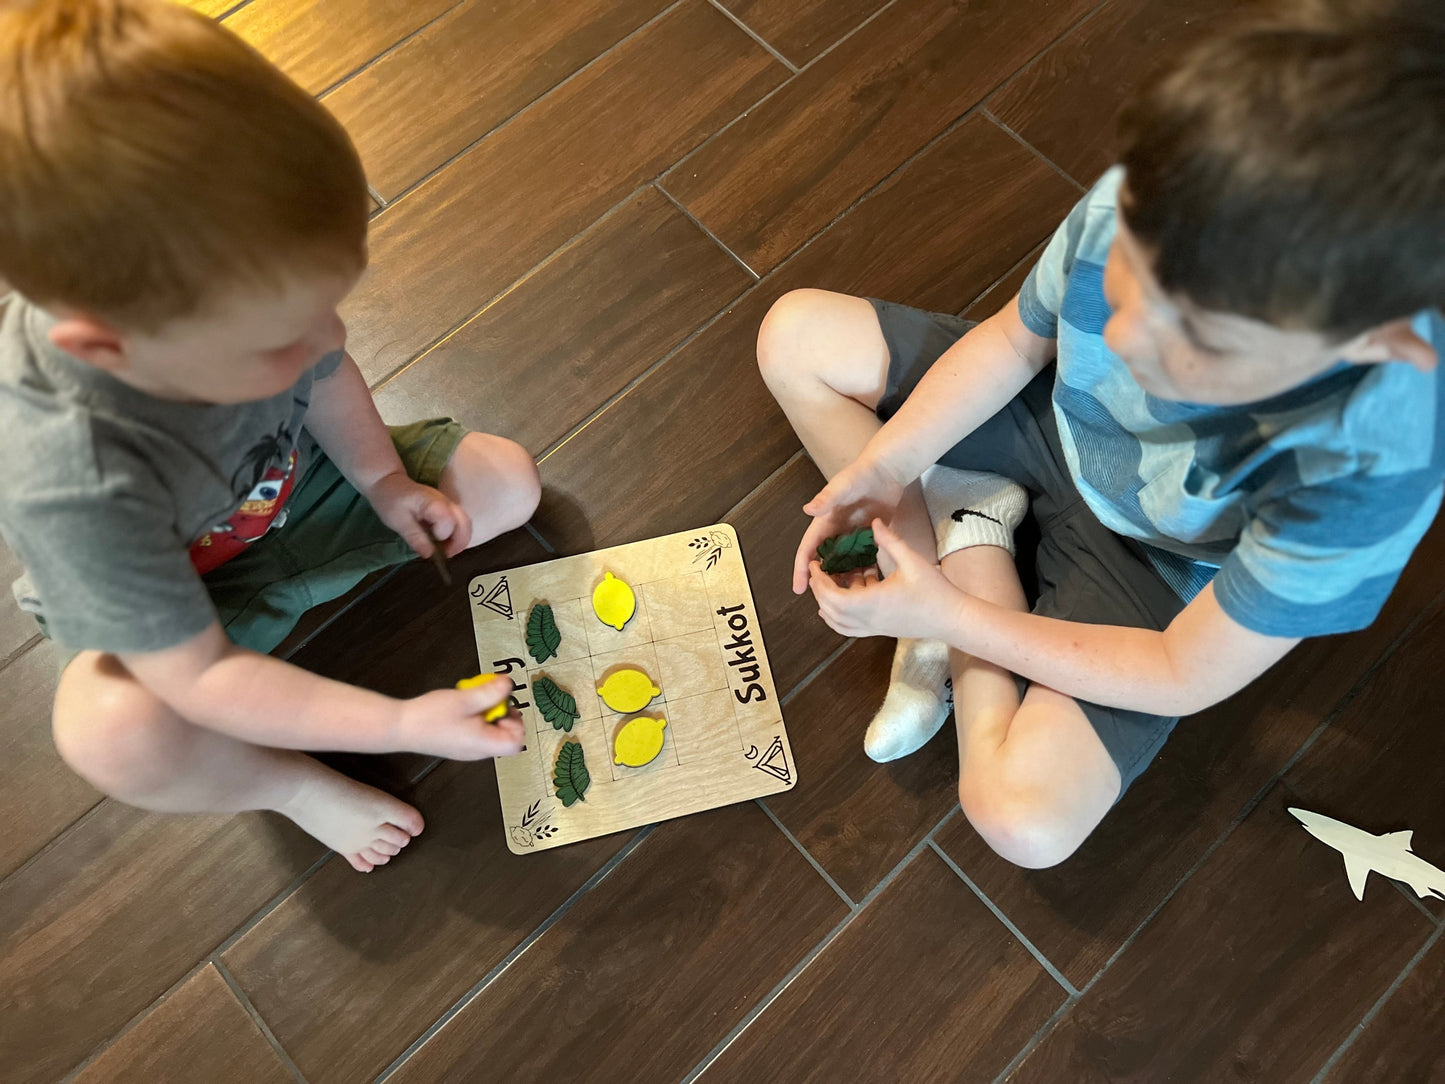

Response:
(920, 465), (1029, 559)
(862, 468), (1027, 764)
(863, 637), (953, 763)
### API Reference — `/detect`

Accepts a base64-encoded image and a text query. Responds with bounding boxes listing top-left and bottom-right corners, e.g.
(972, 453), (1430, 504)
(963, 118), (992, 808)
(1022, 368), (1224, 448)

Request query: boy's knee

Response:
(958, 778), (1089, 870)
(450, 432), (541, 535)
(492, 436), (541, 529)
(53, 657), (175, 797)
(756, 288), (832, 386)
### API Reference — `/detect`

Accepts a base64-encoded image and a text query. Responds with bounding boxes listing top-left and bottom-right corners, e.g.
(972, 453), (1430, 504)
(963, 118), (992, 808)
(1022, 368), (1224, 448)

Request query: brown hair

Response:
(1118, 3), (1445, 339)
(0, 0), (369, 331)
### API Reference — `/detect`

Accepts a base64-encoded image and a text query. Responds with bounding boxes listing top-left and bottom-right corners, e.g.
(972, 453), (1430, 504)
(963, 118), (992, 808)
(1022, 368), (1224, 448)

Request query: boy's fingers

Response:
(456, 675), (513, 710)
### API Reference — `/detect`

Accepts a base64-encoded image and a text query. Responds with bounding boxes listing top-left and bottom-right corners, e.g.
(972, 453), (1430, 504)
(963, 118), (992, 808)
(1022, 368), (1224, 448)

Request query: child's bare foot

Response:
(277, 762), (425, 872)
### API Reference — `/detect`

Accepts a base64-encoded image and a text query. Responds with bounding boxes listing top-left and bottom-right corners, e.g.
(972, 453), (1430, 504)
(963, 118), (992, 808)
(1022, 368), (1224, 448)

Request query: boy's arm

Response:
(811, 521), (1299, 716)
(864, 297), (1055, 484)
(118, 622), (520, 759)
(303, 352), (471, 556)
(794, 298), (1055, 587)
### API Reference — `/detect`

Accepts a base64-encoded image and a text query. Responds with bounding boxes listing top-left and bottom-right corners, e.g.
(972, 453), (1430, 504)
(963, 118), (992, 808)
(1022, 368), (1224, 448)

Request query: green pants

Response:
(201, 417), (466, 655)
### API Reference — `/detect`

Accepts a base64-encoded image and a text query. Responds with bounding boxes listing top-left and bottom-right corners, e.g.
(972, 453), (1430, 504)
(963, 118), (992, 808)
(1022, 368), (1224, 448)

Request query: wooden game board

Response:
(468, 523), (795, 854)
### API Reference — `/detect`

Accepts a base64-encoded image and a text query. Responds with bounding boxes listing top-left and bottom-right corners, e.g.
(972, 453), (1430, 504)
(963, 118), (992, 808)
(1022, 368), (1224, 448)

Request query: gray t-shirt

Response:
(0, 297), (342, 653)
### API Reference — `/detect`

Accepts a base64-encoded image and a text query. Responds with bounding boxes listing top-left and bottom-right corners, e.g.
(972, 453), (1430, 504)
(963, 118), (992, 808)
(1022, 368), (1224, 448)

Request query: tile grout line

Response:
(928, 840), (1080, 997)
(367, 183), (389, 210)
(368, 181), (693, 393)
(678, 910), (860, 1084)
(0, 629), (42, 672)
(980, 108), (1088, 192)
(373, 826), (656, 1082)
(681, 822), (952, 1083)
(1310, 920), (1443, 1083)
(1069, 588), (1445, 998)
(703, 0), (800, 73)
(991, 995), (1079, 1084)
(55, 848), (329, 1084)
(721, 448), (806, 522)
(778, 637), (854, 707)
(311, 0), (472, 101)
(655, 182), (761, 281)
(213, 959), (311, 1084)
(754, 798), (855, 908)
(979, 0), (1111, 111)
(361, 0), (691, 211)
(956, 241), (1046, 319)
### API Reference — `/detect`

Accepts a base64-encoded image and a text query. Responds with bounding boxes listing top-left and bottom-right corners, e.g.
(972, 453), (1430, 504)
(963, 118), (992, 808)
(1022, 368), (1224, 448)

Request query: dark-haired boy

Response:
(758, 10), (1445, 867)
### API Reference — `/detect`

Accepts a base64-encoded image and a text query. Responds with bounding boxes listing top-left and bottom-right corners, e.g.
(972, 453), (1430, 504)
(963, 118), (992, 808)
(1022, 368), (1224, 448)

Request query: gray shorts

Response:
(870, 298), (1189, 796)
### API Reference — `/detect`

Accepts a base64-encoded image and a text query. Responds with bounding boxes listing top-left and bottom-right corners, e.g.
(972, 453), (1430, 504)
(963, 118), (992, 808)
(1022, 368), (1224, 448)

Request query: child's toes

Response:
(389, 807), (426, 837)
(372, 839), (401, 857)
(378, 824), (413, 850)
(347, 852), (375, 873)
(360, 847), (391, 867)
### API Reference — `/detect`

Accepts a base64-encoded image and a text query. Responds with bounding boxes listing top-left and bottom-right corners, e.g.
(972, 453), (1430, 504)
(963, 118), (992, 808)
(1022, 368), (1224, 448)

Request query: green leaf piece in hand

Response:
(534, 676), (580, 732)
(553, 739), (591, 807)
(526, 603), (561, 663)
(817, 528), (879, 574)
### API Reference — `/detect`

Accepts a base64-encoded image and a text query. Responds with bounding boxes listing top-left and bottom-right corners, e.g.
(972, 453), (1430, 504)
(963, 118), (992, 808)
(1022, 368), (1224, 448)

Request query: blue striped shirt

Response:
(1018, 167), (1445, 637)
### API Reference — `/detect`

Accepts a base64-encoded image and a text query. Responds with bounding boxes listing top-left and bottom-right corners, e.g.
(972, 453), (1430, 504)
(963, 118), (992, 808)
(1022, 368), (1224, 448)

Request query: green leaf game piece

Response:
(526, 603), (561, 663)
(534, 676), (580, 732)
(553, 739), (591, 807)
(817, 528), (879, 574)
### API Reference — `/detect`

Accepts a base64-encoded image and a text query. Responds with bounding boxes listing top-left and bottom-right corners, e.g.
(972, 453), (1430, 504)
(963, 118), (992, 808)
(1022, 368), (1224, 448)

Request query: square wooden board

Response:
(468, 523), (795, 853)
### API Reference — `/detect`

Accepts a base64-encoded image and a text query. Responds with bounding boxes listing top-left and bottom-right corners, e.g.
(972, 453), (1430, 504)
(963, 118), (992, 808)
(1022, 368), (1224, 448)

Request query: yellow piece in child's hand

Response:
(457, 673), (510, 722)
(592, 571), (636, 631)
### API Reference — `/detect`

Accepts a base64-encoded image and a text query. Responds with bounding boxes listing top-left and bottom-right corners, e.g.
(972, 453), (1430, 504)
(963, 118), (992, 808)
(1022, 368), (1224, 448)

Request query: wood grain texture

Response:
(0, 641), (100, 879)
(936, 519), (1445, 988)
(765, 637), (958, 901)
(224, 0), (458, 96)
(73, 965), (291, 1084)
(388, 802), (847, 1082)
(1011, 791), (1433, 1083)
(663, 0), (1096, 273)
(223, 760), (633, 1084)
(700, 849), (1065, 1083)
(371, 187), (750, 435)
(342, 0), (785, 381)
(715, 0), (887, 66)
(324, 0), (672, 198)
(532, 115), (1078, 555)
(0, 804), (320, 1082)
(987, 0), (1253, 184)
(961, 240), (1046, 320)
(1324, 932), (1445, 1083)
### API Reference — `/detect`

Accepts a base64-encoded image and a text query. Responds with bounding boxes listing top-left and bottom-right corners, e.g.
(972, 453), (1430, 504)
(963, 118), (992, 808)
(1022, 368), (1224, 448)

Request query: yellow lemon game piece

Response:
(457, 673), (510, 722)
(596, 668), (660, 714)
(614, 716), (667, 767)
(592, 571), (636, 631)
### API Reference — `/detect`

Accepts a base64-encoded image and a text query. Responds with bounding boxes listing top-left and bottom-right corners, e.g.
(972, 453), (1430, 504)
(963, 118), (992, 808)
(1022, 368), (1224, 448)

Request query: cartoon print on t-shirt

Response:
(190, 419), (301, 575)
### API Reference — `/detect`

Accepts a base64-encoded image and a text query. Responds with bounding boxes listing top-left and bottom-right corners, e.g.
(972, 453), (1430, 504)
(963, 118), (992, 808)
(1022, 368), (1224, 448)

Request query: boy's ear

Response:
(1339, 318), (1438, 373)
(47, 315), (130, 372)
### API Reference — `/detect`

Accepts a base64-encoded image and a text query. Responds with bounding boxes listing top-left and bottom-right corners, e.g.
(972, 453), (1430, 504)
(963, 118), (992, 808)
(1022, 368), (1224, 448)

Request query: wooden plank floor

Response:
(3, 1), (1443, 1080)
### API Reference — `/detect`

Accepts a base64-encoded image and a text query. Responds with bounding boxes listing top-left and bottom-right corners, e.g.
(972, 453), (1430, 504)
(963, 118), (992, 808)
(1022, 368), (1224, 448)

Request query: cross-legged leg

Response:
(939, 543), (1121, 868)
(52, 651), (425, 872)
(758, 288), (958, 760)
(438, 431), (542, 547)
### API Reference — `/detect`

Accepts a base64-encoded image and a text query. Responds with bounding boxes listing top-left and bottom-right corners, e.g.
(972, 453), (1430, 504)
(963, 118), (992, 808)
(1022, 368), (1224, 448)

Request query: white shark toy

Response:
(1289, 807), (1445, 902)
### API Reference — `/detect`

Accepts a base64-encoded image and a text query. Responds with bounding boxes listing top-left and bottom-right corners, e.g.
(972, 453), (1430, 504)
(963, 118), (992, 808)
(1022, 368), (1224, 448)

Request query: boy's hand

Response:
(365, 470), (472, 559)
(794, 456), (908, 593)
(397, 677), (527, 760)
(808, 519), (963, 642)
